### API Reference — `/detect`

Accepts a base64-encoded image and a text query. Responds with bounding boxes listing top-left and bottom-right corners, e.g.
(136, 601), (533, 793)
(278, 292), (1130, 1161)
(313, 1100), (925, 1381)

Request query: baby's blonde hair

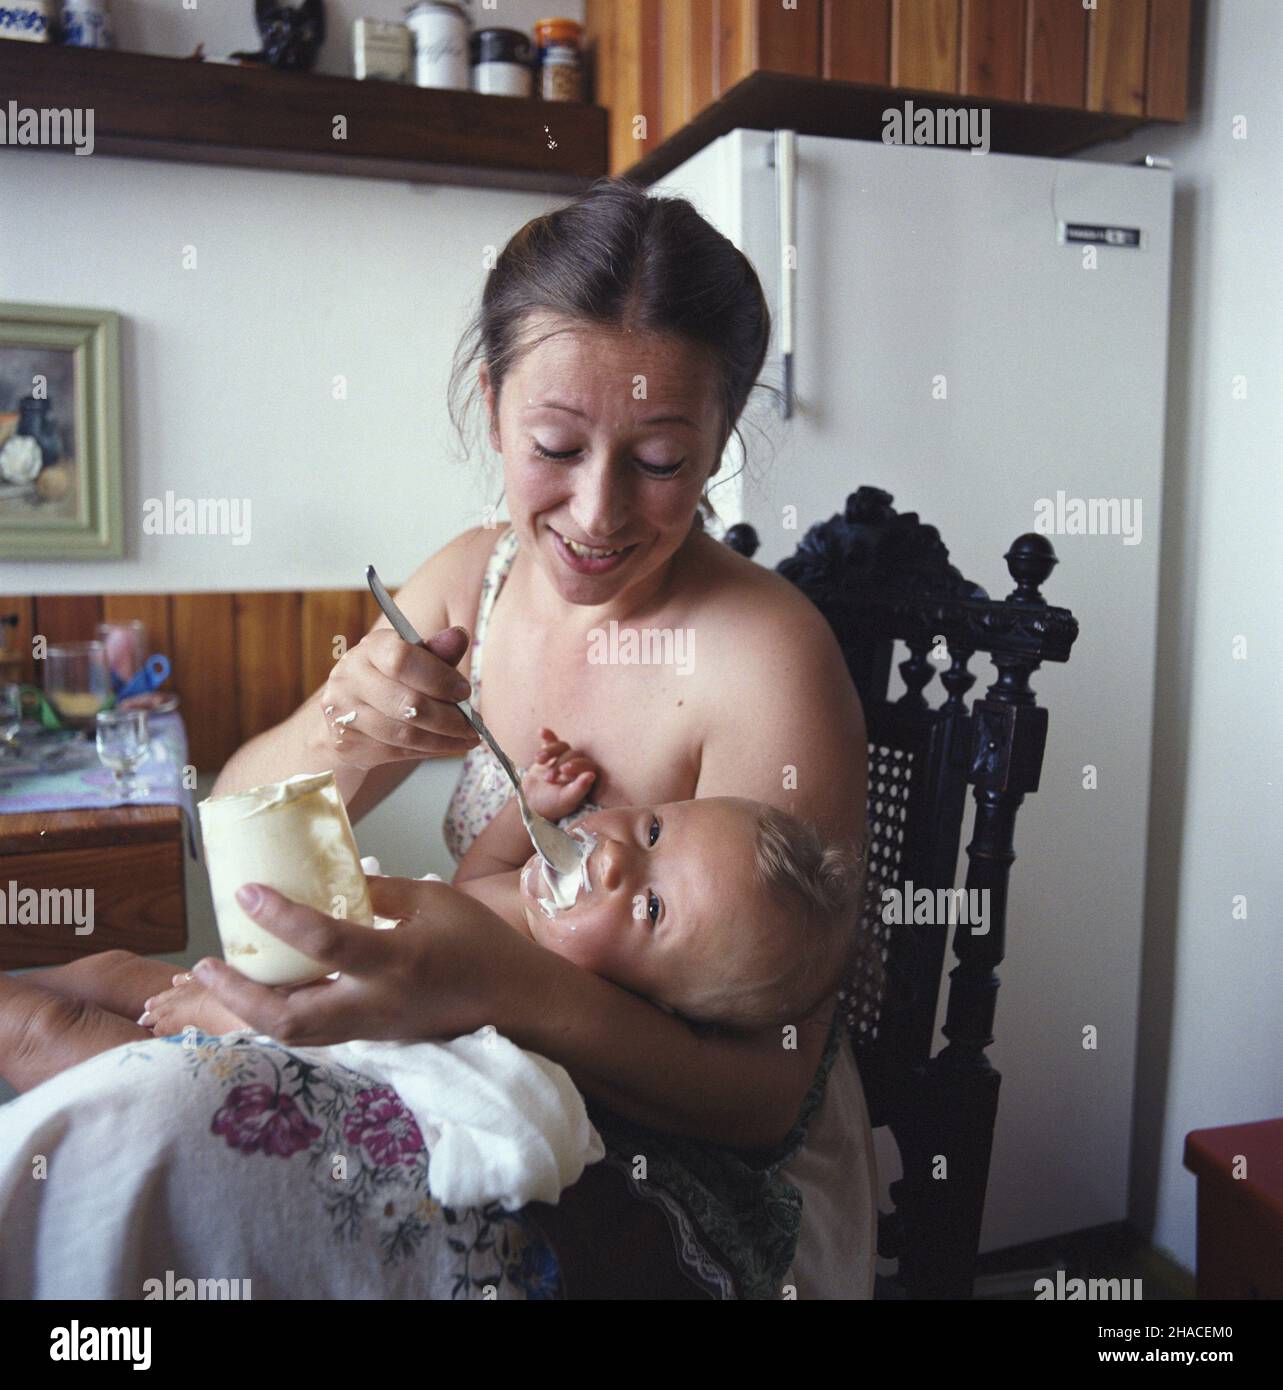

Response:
(680, 806), (876, 1033)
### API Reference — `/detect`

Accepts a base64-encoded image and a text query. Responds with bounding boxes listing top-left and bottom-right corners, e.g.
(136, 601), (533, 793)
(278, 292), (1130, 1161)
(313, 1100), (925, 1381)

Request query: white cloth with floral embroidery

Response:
(0, 1028), (572, 1298)
(304, 858), (604, 1211)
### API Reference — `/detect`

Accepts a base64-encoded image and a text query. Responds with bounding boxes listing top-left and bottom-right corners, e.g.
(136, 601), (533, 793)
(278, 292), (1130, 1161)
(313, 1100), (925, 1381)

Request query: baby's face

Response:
(517, 796), (776, 1014)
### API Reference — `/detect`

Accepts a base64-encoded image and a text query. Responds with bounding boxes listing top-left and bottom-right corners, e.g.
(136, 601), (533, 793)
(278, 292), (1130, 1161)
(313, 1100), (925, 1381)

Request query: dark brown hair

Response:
(448, 177), (774, 501)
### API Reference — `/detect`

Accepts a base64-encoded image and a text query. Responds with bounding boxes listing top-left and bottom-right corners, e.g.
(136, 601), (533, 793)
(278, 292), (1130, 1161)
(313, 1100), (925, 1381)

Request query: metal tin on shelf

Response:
(405, 0), (470, 92)
(470, 27), (533, 98)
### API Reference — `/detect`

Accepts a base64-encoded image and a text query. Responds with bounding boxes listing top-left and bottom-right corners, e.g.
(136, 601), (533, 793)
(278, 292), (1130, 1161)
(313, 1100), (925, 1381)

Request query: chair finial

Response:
(1003, 533), (1058, 605)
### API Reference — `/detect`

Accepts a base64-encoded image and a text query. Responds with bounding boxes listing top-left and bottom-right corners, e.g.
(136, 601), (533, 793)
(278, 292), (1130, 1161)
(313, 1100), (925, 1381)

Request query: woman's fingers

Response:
(365, 873), (454, 924)
(326, 697), (478, 759)
(320, 628), (480, 759)
(418, 624), (471, 671)
(188, 959), (360, 1045)
(367, 630), (472, 705)
(189, 957), (306, 1040)
(195, 877), (458, 1046)
(230, 884), (393, 975)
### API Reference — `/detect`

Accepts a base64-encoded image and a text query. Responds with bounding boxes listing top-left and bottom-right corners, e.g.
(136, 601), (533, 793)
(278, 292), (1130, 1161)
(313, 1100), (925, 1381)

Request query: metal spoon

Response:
(364, 564), (583, 878)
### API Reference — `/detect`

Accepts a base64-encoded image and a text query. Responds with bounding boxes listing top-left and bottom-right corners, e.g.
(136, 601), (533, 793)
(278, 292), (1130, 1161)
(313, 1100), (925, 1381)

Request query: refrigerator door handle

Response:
(774, 129), (797, 420)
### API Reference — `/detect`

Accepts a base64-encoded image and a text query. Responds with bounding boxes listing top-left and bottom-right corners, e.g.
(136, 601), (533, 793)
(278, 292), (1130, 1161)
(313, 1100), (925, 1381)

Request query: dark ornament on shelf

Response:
(229, 0), (325, 72)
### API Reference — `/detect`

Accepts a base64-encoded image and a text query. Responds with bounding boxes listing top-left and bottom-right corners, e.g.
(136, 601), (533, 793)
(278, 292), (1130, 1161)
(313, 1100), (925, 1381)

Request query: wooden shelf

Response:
(0, 43), (607, 192)
(624, 71), (1165, 186)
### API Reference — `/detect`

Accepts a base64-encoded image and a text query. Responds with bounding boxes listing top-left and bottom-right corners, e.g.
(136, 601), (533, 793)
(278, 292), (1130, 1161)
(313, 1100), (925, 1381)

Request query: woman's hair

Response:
(680, 806), (879, 1034)
(448, 176), (774, 513)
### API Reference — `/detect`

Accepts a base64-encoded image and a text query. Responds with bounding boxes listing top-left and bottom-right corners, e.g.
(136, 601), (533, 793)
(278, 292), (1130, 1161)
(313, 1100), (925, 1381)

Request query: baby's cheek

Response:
(546, 915), (616, 975)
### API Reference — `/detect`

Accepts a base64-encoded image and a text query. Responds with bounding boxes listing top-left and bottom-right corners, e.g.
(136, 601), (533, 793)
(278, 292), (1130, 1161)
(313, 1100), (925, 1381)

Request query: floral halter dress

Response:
(442, 525), (599, 862)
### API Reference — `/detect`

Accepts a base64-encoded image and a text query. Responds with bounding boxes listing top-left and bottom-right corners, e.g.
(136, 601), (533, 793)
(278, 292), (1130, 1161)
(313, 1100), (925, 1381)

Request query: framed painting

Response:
(0, 302), (123, 560)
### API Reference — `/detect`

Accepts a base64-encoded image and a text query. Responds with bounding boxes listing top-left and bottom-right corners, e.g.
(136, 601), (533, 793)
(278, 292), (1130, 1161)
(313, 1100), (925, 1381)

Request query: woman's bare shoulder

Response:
(681, 531), (867, 839)
(683, 529), (836, 651)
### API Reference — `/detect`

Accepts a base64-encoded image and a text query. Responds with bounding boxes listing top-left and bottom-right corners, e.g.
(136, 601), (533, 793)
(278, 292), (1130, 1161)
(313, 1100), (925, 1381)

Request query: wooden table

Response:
(0, 804), (187, 968)
(1184, 1117), (1283, 1299)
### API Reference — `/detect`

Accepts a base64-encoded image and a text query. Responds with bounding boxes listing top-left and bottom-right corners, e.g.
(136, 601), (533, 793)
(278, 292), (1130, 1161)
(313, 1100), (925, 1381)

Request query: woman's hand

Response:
(188, 878), (544, 1047)
(318, 625), (481, 770)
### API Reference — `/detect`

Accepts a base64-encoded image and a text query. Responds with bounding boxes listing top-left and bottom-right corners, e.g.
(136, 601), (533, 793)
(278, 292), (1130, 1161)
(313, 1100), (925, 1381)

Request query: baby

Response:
(144, 729), (868, 1038)
(449, 728), (869, 1034)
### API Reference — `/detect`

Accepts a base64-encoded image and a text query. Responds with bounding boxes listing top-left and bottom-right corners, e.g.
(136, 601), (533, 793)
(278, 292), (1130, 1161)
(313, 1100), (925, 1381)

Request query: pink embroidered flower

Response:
(212, 1083), (322, 1157)
(343, 1086), (424, 1167)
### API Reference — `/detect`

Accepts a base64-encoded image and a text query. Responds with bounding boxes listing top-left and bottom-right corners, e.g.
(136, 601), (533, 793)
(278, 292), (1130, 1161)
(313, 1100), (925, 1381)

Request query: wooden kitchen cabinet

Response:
(0, 805), (187, 968)
(584, 0), (1193, 179)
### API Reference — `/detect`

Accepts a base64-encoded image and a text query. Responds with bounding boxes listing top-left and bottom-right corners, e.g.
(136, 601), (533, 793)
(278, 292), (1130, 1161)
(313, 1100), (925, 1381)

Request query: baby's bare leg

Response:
(21, 950), (180, 1022)
(0, 973), (148, 1094)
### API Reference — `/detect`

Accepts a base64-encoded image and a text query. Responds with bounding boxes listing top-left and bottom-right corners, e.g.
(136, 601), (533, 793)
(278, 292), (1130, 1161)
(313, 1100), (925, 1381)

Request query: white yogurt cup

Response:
(199, 771), (373, 985)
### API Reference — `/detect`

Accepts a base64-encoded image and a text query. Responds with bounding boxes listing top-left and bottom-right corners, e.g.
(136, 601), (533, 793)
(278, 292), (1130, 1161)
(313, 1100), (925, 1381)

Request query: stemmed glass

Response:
(95, 708), (151, 800)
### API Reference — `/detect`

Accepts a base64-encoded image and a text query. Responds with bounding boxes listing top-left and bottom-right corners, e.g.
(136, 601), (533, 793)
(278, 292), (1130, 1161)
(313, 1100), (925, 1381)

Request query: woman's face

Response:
(481, 316), (726, 607)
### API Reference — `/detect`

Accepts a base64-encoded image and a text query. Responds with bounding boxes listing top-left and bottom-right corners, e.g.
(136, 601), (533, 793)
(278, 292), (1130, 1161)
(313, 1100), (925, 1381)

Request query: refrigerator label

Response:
(1064, 223), (1142, 248)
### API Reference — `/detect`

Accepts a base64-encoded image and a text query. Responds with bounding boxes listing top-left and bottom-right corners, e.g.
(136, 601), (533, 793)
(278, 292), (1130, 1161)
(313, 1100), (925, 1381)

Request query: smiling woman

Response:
(1, 178), (876, 1300)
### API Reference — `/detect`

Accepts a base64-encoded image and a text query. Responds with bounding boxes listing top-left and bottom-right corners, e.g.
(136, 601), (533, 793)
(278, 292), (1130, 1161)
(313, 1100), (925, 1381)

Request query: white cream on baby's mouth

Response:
(535, 826), (597, 922)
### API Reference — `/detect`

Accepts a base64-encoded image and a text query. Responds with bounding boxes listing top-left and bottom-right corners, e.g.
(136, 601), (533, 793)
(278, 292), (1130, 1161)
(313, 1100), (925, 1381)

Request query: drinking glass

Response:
(95, 619), (147, 685)
(95, 707), (150, 799)
(45, 641), (112, 730)
(0, 682), (20, 753)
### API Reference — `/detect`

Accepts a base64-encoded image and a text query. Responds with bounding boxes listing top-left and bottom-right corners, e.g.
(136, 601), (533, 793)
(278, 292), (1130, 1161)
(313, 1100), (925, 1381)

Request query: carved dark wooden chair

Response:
(725, 487), (1079, 1299)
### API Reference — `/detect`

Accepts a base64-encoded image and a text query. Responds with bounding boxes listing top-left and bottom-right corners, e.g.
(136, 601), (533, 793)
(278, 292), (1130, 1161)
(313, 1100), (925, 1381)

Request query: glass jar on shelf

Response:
(534, 17), (583, 103)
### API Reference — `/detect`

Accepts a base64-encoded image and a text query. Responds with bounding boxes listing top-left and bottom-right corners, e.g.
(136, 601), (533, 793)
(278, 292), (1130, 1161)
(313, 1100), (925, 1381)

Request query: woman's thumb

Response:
(367, 872), (446, 918)
(420, 625), (470, 669)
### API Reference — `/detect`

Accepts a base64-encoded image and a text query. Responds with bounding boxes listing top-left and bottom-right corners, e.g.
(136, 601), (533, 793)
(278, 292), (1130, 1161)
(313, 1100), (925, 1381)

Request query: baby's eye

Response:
(647, 890), (661, 925)
(647, 815), (661, 847)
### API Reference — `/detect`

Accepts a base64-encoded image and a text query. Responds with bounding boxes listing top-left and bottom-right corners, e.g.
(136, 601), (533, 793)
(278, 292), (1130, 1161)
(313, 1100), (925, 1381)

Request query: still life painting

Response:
(0, 303), (123, 560)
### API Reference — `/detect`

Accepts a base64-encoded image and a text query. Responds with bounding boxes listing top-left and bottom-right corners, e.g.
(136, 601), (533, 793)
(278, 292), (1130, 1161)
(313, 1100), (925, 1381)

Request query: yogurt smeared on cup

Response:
(199, 770), (373, 985)
(534, 825), (597, 919)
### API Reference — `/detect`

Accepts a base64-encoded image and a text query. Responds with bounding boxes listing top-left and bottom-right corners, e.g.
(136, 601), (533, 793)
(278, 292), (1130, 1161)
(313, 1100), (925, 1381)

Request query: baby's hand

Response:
(522, 726), (599, 822)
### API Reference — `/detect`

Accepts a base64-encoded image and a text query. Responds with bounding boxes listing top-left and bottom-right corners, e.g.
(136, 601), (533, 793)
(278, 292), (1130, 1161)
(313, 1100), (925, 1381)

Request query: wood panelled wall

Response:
(0, 589), (386, 773)
(584, 0), (1192, 174)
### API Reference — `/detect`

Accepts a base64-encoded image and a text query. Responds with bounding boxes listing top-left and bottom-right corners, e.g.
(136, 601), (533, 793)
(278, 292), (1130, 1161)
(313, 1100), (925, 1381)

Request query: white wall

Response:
(1077, 0), (1283, 1274)
(0, 152), (552, 590)
(0, 1), (585, 595)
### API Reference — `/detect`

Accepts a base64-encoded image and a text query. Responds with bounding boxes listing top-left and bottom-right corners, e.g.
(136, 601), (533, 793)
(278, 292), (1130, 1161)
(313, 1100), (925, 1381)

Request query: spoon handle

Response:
(457, 700), (531, 820)
(365, 562), (578, 869)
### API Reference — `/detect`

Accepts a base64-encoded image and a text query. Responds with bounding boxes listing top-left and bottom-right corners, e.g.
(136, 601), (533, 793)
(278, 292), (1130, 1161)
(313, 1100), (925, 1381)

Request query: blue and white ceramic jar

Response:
(0, 1), (54, 43)
(59, 0), (113, 48)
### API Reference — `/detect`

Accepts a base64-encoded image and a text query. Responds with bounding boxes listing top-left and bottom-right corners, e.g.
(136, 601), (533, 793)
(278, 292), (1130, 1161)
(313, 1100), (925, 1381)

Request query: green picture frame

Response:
(0, 301), (123, 560)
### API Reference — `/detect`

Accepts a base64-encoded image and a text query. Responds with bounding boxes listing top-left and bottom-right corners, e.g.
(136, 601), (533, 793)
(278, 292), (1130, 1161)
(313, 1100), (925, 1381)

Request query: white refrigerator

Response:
(656, 130), (1174, 1254)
